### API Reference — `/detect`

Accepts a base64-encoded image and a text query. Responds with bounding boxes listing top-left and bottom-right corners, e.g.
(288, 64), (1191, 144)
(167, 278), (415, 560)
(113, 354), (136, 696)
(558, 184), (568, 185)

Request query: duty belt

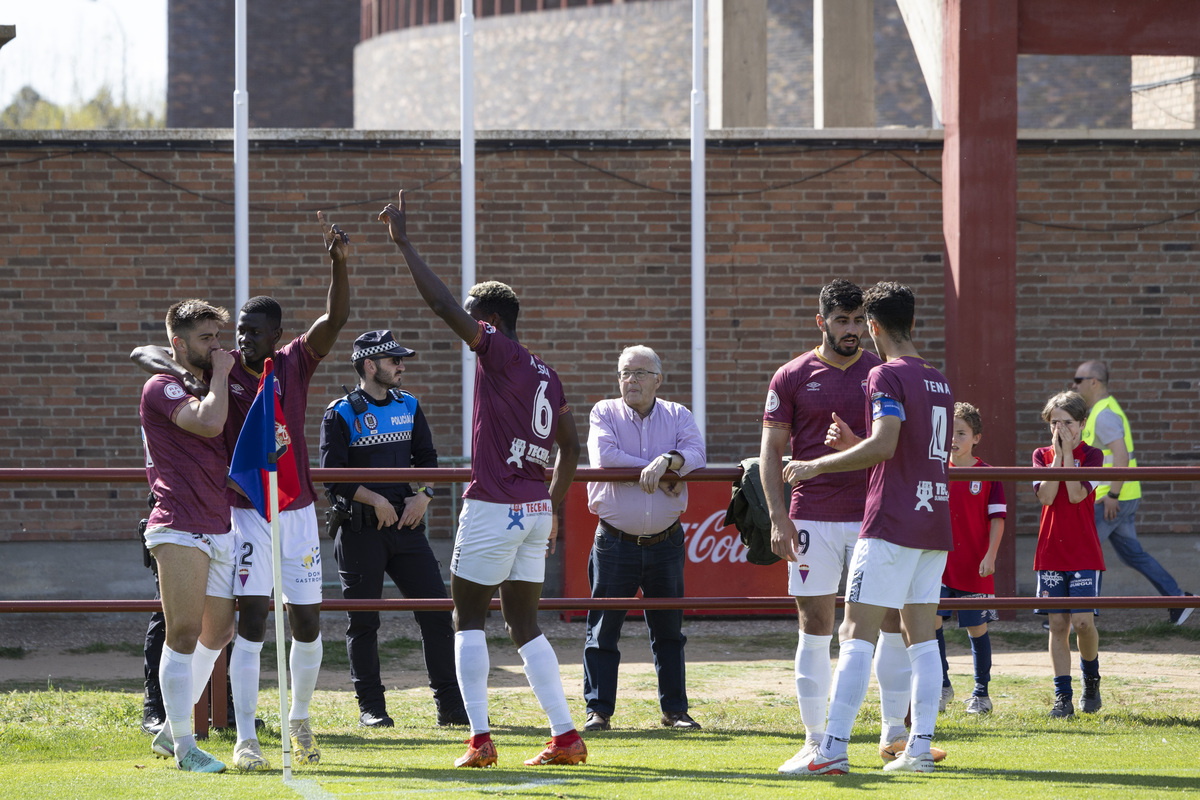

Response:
(598, 518), (682, 547)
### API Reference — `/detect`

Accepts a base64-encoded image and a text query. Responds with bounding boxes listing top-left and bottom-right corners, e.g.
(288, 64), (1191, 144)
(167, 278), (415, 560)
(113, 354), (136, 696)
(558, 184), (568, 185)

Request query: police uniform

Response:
(318, 330), (465, 726)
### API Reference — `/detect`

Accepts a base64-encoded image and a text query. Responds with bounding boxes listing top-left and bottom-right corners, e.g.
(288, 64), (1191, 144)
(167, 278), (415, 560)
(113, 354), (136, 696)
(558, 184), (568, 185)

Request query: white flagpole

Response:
(269, 469), (291, 781)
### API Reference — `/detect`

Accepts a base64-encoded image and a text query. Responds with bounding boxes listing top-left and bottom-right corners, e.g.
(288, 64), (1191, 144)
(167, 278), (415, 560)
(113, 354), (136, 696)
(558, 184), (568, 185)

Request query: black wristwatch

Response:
(1107, 491), (1120, 500)
(419, 486), (435, 499)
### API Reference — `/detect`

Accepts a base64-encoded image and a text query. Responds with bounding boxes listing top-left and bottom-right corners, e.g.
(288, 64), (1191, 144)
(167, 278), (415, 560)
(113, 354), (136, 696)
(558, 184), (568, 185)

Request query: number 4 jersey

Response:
(860, 356), (954, 551)
(464, 320), (569, 504)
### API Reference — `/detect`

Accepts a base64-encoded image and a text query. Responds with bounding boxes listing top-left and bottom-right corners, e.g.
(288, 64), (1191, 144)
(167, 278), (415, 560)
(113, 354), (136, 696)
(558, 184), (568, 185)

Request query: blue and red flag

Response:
(228, 357), (301, 521)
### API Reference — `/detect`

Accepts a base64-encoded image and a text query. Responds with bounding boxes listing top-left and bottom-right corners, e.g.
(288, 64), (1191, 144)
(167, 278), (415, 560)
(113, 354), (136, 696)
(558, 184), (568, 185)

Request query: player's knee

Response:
(237, 613), (268, 642)
(289, 611), (321, 642)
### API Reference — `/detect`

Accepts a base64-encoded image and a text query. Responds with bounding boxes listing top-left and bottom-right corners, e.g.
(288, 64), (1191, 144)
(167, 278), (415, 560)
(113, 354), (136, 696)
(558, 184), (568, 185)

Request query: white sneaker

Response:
(778, 740), (821, 774)
(882, 750), (935, 773)
(780, 747), (849, 776)
(234, 738), (271, 771)
(965, 695), (993, 715)
(939, 684), (955, 713)
(150, 728), (174, 759)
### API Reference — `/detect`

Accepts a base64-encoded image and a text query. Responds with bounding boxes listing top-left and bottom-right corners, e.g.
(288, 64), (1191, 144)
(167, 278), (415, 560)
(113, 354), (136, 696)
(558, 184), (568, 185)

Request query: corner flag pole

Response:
(268, 466), (291, 781)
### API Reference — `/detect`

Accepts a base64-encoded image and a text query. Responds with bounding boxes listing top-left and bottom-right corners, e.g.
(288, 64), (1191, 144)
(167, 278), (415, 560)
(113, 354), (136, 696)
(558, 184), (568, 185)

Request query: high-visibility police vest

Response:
(1081, 395), (1140, 502)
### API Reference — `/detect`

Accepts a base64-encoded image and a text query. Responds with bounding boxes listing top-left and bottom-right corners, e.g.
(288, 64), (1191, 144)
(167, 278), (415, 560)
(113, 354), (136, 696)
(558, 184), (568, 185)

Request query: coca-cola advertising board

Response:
(561, 481), (789, 617)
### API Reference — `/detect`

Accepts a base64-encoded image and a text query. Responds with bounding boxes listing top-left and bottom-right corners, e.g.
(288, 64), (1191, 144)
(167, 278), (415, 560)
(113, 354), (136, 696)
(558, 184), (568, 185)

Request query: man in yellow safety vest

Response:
(1073, 361), (1192, 626)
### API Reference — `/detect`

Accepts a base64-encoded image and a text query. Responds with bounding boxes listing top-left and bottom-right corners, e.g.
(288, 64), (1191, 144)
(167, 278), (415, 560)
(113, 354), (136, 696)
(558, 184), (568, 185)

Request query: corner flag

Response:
(228, 357), (301, 520)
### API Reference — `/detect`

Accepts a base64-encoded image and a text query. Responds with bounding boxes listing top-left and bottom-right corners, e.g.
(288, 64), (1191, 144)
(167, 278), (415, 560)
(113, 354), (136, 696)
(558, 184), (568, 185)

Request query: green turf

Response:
(1, 661), (1198, 800)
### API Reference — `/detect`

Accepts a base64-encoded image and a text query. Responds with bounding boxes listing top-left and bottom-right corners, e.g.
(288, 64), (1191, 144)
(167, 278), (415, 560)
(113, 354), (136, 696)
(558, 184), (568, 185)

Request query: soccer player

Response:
(1033, 391), (1105, 719)
(762, 279), (933, 772)
(937, 402), (1005, 715)
(782, 281), (953, 776)
(380, 190), (586, 768)
(138, 299), (235, 773)
(131, 218), (350, 770)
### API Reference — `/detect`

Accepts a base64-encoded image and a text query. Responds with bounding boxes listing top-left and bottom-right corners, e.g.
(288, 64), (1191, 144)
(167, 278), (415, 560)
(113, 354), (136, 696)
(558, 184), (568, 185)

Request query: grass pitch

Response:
(1, 629), (1198, 799)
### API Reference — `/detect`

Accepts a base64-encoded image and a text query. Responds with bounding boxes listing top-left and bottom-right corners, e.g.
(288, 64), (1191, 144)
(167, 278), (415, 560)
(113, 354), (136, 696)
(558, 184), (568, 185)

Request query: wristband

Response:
(1107, 491), (1120, 500)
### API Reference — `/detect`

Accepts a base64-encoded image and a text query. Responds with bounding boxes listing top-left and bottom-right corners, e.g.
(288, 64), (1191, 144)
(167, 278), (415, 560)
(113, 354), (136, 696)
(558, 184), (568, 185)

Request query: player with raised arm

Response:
(130, 216), (350, 770)
(379, 191), (585, 769)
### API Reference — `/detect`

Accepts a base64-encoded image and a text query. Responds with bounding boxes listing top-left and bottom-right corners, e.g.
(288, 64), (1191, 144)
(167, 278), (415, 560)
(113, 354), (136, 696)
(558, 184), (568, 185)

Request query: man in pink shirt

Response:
(582, 345), (706, 732)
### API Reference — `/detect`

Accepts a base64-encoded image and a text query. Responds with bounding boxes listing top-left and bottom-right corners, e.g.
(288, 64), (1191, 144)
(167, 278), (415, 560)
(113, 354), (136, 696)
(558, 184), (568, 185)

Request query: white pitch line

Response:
(285, 777), (339, 800)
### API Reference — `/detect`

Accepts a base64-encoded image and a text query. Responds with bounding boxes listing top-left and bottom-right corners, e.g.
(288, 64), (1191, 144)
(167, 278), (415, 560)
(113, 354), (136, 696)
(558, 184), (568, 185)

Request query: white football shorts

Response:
(145, 525), (236, 600)
(787, 519), (861, 597)
(844, 537), (947, 609)
(451, 497), (554, 586)
(231, 503), (323, 606)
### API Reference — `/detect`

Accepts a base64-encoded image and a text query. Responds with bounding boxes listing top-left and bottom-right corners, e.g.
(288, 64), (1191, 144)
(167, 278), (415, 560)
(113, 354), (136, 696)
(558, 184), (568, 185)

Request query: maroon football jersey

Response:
(860, 356), (954, 551)
(141, 374), (231, 536)
(224, 335), (322, 511)
(464, 321), (568, 504)
(763, 347), (880, 522)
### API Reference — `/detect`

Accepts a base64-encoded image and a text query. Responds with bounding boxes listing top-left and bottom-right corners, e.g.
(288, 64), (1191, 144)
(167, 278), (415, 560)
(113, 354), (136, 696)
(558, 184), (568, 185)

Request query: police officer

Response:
(319, 330), (466, 727)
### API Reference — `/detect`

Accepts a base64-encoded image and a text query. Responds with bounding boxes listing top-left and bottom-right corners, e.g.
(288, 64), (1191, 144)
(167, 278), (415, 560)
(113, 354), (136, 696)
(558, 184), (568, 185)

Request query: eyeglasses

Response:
(618, 369), (659, 382)
(1072, 376), (1091, 384)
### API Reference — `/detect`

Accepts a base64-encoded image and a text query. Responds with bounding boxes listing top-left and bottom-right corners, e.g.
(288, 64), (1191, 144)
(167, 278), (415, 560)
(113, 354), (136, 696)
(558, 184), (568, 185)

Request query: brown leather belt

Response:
(598, 518), (682, 547)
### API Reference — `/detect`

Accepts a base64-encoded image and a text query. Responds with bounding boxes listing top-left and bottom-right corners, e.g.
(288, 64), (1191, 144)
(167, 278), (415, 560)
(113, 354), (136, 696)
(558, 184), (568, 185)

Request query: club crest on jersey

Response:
(275, 420), (291, 456)
(861, 379), (869, 395)
(164, 382), (186, 400)
(364, 412), (378, 432)
(238, 567), (250, 587)
(798, 564), (810, 583)
(507, 505), (525, 530)
(970, 480), (982, 495)
(764, 390), (780, 414)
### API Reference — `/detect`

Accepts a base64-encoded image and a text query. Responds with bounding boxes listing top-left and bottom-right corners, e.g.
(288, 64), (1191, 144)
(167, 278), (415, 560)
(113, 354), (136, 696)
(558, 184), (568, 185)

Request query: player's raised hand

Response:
(318, 210), (349, 264)
(378, 190), (410, 246)
(824, 412), (858, 450)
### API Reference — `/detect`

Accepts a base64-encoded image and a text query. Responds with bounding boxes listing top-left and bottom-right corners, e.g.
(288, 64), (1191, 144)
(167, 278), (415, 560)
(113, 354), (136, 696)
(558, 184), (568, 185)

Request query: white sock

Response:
(795, 631), (833, 741)
(820, 638), (874, 758)
(160, 645), (196, 756)
(518, 634), (575, 737)
(874, 630), (911, 741)
(189, 642), (223, 705)
(288, 635), (323, 721)
(230, 636), (263, 743)
(906, 640), (941, 758)
(455, 630), (490, 735)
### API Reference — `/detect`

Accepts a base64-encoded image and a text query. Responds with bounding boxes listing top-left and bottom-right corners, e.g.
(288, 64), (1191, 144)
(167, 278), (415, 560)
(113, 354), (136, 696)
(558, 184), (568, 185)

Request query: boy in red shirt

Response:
(936, 403), (1006, 715)
(1033, 391), (1105, 719)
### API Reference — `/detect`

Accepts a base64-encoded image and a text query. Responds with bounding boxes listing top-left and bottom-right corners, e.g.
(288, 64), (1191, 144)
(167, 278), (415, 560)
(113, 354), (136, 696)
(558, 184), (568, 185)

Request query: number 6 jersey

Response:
(464, 320), (569, 504)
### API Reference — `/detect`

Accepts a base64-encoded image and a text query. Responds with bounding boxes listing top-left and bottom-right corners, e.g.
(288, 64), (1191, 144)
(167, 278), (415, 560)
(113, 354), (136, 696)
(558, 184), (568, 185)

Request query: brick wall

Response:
(1, 132), (1198, 544)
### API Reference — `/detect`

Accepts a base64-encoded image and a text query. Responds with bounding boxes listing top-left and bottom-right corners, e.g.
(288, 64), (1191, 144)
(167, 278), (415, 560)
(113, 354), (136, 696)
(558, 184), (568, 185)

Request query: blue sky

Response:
(0, 0), (167, 111)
